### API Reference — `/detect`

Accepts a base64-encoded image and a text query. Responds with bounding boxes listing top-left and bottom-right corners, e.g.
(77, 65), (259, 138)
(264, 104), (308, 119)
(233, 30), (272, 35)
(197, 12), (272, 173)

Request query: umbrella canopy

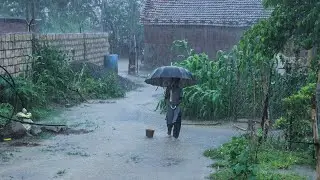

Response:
(144, 66), (197, 88)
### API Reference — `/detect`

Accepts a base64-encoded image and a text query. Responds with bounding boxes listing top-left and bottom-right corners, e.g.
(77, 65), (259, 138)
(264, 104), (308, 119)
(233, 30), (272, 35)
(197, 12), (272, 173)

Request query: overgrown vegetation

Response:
(154, 0), (320, 178)
(0, 44), (126, 125)
(178, 51), (238, 120)
(204, 136), (313, 180)
(275, 83), (316, 145)
(156, 44), (240, 120)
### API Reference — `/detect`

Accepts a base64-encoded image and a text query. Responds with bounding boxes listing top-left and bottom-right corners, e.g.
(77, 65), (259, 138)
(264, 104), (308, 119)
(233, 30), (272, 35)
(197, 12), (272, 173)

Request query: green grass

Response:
(257, 171), (307, 180)
(204, 137), (314, 180)
(210, 169), (306, 180)
(258, 149), (312, 170)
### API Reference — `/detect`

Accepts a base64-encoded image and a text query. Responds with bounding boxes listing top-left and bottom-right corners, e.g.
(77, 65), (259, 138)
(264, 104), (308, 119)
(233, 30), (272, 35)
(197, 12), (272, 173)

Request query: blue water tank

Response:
(104, 54), (118, 74)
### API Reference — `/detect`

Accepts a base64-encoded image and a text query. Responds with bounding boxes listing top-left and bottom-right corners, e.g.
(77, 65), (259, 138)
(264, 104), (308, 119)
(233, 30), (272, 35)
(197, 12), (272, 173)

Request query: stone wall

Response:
(0, 33), (109, 76)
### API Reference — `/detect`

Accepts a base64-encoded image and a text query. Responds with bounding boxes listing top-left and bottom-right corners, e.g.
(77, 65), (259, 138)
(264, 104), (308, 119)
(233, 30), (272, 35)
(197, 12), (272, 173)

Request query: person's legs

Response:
(173, 112), (182, 139)
(173, 122), (181, 139)
(167, 124), (173, 136)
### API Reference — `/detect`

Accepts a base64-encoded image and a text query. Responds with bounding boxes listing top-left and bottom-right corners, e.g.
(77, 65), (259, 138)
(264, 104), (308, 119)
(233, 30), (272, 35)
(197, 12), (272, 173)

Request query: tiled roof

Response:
(141, 0), (272, 27)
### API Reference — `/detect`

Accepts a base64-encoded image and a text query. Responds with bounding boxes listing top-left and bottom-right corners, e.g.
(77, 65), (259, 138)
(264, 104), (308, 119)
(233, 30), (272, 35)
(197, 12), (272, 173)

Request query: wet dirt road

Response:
(0, 72), (237, 180)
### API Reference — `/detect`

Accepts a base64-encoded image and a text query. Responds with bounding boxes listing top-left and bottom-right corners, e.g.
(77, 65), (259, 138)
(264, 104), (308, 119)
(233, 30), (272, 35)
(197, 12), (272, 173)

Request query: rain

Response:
(0, 0), (318, 179)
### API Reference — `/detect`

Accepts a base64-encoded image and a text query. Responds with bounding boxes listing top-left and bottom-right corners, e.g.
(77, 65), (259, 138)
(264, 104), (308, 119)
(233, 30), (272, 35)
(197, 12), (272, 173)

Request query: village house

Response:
(141, 0), (272, 68)
(0, 17), (40, 34)
(0, 17), (28, 33)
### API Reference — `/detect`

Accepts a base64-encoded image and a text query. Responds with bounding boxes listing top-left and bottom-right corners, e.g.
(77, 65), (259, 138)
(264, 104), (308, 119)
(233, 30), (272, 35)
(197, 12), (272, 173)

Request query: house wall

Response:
(143, 25), (247, 68)
(0, 18), (28, 34)
(0, 33), (109, 76)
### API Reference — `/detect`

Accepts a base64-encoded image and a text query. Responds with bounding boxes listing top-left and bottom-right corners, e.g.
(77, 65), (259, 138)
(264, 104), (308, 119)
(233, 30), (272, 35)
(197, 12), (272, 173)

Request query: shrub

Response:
(275, 83), (315, 143)
(157, 49), (240, 120)
(0, 44), (126, 125)
(205, 136), (312, 180)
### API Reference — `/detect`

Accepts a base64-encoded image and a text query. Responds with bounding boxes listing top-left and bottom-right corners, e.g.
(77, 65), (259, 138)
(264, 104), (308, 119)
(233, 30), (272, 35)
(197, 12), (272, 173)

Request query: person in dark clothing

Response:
(165, 78), (183, 139)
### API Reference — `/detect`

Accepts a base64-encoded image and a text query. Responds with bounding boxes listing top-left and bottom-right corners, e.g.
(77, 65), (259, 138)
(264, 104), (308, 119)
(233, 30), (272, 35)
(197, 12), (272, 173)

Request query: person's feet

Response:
(172, 137), (179, 141)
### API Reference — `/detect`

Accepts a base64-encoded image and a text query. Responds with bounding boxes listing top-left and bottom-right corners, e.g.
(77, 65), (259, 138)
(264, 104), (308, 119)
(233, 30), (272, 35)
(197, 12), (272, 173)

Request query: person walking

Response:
(164, 78), (183, 139)
(144, 65), (196, 139)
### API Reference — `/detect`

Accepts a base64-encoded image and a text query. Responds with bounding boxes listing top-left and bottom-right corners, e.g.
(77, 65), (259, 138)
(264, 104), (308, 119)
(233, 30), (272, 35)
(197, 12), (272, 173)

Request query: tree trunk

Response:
(26, 1), (30, 22)
(260, 64), (273, 142)
(315, 82), (320, 180)
(311, 47), (320, 180)
(30, 0), (36, 32)
(128, 1), (137, 75)
(261, 93), (269, 137)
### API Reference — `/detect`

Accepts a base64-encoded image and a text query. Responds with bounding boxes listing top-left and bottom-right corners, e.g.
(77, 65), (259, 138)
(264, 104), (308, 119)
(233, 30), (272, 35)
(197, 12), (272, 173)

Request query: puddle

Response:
(54, 169), (67, 178)
(42, 145), (67, 153)
(0, 151), (15, 163)
(161, 157), (184, 167)
(98, 100), (116, 104)
(69, 120), (96, 129)
(9, 142), (41, 147)
(66, 151), (90, 157)
(42, 127), (94, 135)
(127, 155), (143, 164)
(60, 128), (93, 135)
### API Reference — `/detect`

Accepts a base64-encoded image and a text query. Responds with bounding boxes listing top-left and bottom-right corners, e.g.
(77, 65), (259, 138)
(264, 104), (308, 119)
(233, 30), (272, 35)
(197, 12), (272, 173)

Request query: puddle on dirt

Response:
(116, 153), (126, 158)
(87, 100), (117, 104)
(98, 100), (116, 104)
(41, 145), (67, 153)
(0, 151), (15, 163)
(125, 154), (143, 164)
(137, 102), (154, 107)
(43, 127), (94, 136)
(66, 151), (90, 157)
(68, 119), (97, 129)
(54, 169), (67, 178)
(60, 128), (93, 135)
(152, 93), (163, 98)
(9, 142), (41, 147)
(161, 157), (184, 167)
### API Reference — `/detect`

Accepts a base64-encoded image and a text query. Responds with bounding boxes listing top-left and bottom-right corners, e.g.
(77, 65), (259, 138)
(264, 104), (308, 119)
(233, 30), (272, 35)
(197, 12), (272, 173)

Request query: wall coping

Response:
(0, 17), (26, 24)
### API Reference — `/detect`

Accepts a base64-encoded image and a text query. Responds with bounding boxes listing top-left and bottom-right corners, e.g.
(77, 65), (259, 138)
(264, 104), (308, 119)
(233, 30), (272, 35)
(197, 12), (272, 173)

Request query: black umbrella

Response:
(144, 66), (197, 88)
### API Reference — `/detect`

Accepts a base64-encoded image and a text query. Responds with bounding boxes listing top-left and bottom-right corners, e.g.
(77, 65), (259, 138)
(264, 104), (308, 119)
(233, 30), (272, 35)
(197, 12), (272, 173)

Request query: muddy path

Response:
(0, 72), (238, 180)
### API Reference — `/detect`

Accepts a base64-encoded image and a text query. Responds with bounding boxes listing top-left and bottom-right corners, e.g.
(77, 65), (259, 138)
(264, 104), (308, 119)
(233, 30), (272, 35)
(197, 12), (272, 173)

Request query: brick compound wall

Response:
(0, 33), (109, 76)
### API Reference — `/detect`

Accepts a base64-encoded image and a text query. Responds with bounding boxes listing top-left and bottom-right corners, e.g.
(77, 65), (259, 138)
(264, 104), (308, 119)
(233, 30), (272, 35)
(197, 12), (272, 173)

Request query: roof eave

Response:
(142, 22), (252, 28)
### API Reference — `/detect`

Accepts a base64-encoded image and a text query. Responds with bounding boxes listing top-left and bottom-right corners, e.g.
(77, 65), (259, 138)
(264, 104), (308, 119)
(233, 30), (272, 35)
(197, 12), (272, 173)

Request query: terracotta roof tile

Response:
(141, 0), (272, 27)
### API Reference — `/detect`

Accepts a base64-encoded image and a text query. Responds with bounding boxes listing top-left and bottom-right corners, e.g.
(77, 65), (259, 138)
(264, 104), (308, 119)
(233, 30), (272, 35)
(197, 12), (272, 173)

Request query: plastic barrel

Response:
(104, 54), (119, 74)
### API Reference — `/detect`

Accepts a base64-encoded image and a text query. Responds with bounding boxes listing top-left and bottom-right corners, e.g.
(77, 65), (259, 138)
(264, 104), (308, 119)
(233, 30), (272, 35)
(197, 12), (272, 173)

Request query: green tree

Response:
(101, 0), (144, 54)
